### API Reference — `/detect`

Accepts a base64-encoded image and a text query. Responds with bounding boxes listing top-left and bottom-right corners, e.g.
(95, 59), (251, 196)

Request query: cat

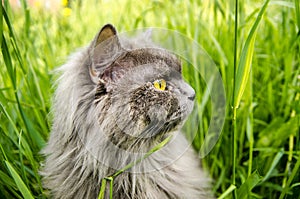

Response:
(41, 24), (212, 199)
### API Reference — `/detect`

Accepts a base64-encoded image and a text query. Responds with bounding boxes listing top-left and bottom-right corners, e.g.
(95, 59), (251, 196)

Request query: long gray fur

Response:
(41, 24), (213, 199)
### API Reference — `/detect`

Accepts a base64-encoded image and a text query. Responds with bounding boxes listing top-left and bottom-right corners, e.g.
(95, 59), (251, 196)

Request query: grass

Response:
(1, 0), (300, 198)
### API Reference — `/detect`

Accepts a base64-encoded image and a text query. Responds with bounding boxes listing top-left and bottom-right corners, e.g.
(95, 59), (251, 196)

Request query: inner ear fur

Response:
(95, 24), (117, 47)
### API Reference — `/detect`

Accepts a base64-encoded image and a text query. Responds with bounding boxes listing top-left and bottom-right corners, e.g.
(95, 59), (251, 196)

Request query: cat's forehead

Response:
(118, 48), (181, 73)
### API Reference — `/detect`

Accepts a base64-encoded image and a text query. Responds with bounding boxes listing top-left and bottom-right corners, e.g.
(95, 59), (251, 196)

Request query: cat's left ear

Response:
(89, 24), (123, 84)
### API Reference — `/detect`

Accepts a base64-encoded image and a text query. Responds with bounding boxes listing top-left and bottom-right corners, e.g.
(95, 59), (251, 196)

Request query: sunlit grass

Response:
(1, 0), (299, 198)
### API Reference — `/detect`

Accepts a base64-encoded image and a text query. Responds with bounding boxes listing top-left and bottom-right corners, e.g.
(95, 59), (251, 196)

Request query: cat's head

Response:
(88, 24), (195, 147)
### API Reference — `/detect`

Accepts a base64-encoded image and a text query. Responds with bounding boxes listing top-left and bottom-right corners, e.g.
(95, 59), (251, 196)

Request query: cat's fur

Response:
(41, 24), (212, 198)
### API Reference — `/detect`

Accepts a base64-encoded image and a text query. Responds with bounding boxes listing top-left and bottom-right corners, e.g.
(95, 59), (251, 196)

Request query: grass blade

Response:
(237, 170), (262, 199)
(1, 34), (16, 89)
(261, 148), (284, 183)
(1, 9), (45, 149)
(279, 151), (300, 199)
(0, 4), (2, 45)
(294, 0), (300, 30)
(5, 161), (34, 199)
(217, 184), (236, 199)
(98, 178), (107, 199)
(233, 0), (270, 108)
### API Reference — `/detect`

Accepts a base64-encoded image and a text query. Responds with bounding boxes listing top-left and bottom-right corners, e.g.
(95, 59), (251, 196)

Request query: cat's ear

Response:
(89, 24), (123, 84)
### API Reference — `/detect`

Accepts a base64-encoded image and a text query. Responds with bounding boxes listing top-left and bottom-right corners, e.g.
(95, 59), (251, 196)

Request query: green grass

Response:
(1, 0), (300, 198)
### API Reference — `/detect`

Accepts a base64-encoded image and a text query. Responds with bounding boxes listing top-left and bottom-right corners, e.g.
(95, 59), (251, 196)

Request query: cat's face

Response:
(90, 25), (195, 144)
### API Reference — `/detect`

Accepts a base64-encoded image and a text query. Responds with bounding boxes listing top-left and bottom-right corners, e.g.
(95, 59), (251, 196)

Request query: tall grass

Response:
(1, 0), (300, 198)
(231, 0), (270, 198)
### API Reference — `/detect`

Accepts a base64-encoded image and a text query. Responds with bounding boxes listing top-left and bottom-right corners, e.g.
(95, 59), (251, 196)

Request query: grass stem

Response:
(232, 0), (239, 198)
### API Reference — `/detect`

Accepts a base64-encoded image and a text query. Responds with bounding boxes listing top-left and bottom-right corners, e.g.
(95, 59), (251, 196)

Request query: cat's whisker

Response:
(140, 121), (165, 138)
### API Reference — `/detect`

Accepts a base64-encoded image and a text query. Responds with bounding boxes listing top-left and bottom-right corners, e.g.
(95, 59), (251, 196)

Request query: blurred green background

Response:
(0, 0), (299, 198)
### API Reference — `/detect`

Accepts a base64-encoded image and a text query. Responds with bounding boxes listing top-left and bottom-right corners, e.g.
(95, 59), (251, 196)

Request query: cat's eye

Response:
(153, 79), (167, 91)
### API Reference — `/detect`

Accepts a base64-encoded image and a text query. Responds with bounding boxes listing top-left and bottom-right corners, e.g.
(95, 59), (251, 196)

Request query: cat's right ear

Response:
(89, 24), (123, 84)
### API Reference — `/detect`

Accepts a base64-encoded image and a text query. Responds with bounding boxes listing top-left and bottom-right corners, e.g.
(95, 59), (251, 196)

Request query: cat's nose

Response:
(188, 93), (195, 101)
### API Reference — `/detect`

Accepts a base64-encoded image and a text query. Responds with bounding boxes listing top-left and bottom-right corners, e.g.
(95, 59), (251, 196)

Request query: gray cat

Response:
(41, 24), (212, 199)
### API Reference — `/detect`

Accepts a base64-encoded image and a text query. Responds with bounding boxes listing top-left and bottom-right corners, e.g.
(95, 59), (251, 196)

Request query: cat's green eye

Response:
(153, 79), (167, 91)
